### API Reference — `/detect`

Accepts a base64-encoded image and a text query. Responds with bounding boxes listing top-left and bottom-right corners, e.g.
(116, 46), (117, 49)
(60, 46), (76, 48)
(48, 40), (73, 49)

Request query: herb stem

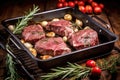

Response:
(41, 63), (91, 80)
(5, 5), (40, 80)
(13, 5), (40, 34)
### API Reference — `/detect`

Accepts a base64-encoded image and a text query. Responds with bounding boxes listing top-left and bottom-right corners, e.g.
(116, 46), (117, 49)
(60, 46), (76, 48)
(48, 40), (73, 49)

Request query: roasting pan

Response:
(1, 7), (118, 70)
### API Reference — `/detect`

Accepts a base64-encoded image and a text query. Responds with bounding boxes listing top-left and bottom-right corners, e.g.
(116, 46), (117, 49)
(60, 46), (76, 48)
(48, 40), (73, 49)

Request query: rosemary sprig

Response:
(5, 5), (40, 80)
(97, 55), (120, 73)
(13, 5), (40, 34)
(41, 54), (120, 80)
(41, 62), (91, 80)
(5, 52), (19, 80)
(5, 44), (20, 80)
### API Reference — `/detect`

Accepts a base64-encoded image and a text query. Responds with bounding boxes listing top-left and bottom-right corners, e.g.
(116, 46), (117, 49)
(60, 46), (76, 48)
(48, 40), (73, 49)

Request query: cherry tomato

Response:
(86, 60), (96, 67)
(94, 6), (102, 14)
(99, 3), (104, 9)
(57, 2), (63, 8)
(74, 0), (78, 5)
(87, 0), (93, 3)
(78, 1), (85, 6)
(91, 2), (98, 7)
(79, 6), (86, 13)
(91, 67), (102, 76)
(63, 2), (68, 7)
(85, 5), (93, 13)
(68, 1), (75, 8)
(59, 0), (65, 3)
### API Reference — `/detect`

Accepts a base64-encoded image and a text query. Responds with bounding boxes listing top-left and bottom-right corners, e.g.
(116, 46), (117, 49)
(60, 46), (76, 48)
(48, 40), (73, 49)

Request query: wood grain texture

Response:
(0, 0), (45, 21)
(0, 0), (120, 80)
(103, 0), (120, 48)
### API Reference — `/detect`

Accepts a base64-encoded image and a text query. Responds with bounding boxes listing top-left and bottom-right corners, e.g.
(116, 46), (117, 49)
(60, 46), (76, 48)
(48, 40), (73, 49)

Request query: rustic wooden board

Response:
(0, 0), (120, 80)
(107, 9), (120, 48)
(0, 0), (45, 22)
(45, 0), (58, 11)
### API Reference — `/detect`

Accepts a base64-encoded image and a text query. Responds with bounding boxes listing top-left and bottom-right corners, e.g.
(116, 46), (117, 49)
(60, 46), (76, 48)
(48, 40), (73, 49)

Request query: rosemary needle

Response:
(5, 5), (40, 80)
(13, 5), (40, 34)
(41, 55), (120, 80)
(41, 62), (91, 80)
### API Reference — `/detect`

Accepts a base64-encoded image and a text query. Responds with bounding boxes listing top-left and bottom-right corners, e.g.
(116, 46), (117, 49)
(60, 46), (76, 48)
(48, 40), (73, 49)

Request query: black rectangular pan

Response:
(1, 7), (118, 70)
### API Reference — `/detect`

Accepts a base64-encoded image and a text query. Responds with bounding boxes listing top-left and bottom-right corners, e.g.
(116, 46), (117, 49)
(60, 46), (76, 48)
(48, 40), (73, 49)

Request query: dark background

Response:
(0, 0), (120, 80)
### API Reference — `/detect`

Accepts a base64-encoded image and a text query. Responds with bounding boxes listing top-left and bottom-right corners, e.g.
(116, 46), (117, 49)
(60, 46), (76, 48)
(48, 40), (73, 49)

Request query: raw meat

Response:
(22, 24), (45, 43)
(69, 28), (99, 50)
(35, 37), (71, 56)
(46, 19), (74, 38)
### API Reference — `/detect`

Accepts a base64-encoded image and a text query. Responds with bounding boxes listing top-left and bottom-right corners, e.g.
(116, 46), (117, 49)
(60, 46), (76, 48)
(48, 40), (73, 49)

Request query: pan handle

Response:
(91, 15), (120, 52)
(0, 29), (35, 80)
(91, 15), (111, 30)
(6, 48), (35, 80)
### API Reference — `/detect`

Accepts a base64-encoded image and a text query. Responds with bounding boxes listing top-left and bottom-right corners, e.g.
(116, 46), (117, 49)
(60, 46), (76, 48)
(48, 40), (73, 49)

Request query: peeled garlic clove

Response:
(21, 39), (25, 43)
(24, 42), (33, 48)
(63, 36), (68, 42)
(75, 19), (83, 27)
(29, 48), (37, 57)
(74, 28), (79, 32)
(46, 32), (55, 37)
(41, 55), (52, 60)
(64, 14), (72, 21)
(84, 26), (91, 29)
(52, 18), (60, 21)
(8, 25), (15, 31)
(41, 21), (48, 27)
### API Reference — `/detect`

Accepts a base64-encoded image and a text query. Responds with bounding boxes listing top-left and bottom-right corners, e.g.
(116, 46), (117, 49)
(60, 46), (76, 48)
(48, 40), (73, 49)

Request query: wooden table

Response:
(0, 0), (120, 80)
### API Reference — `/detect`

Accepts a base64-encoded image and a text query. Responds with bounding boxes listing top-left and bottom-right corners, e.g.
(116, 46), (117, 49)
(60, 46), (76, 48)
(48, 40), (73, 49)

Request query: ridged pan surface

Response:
(1, 7), (118, 70)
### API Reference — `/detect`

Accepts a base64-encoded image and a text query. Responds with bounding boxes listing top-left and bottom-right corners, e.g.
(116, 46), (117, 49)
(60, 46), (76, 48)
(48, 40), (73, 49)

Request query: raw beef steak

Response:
(35, 37), (71, 56)
(69, 28), (99, 50)
(22, 24), (45, 43)
(46, 19), (74, 38)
